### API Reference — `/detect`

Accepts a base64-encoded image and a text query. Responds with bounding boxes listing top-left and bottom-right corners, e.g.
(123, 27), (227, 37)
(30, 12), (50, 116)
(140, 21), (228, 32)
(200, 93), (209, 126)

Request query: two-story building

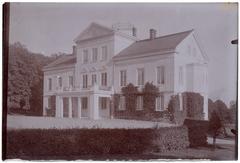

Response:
(43, 22), (208, 120)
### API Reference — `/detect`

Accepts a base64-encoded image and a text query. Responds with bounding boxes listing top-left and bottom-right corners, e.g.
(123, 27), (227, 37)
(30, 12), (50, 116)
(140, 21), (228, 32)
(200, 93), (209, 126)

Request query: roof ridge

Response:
(137, 29), (194, 43)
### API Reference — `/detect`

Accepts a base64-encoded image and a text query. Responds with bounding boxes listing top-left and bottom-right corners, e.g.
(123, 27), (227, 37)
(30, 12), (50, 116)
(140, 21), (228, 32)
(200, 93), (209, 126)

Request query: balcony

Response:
(55, 84), (113, 93)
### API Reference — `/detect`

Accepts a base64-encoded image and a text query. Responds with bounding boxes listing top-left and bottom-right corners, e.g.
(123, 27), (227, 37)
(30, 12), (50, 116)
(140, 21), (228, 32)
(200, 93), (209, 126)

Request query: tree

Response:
(19, 98), (26, 110)
(208, 110), (222, 148)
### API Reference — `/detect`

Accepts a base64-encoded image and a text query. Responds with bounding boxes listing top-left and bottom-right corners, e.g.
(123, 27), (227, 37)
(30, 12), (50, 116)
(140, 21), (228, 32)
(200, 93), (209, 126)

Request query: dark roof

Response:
(114, 30), (193, 60)
(44, 54), (76, 70)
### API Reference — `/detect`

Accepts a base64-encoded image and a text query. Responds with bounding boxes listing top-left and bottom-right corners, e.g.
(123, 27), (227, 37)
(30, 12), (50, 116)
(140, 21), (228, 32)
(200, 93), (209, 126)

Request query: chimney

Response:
(132, 27), (137, 37)
(72, 45), (76, 55)
(150, 29), (157, 39)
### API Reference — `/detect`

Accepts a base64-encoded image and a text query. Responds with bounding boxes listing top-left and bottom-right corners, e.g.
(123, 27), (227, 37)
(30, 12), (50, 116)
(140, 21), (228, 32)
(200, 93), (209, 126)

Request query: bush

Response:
(121, 83), (138, 112)
(142, 82), (159, 112)
(7, 127), (189, 159)
(167, 92), (204, 125)
(183, 119), (208, 147)
(208, 110), (222, 142)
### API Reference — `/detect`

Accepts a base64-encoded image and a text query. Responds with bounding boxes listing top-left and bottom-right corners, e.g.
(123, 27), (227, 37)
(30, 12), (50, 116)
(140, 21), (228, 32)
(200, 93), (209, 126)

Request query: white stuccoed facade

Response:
(43, 22), (208, 120)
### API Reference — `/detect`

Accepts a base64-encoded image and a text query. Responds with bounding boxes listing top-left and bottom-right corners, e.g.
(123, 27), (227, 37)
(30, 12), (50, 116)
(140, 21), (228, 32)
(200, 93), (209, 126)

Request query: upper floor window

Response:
(136, 96), (143, 110)
(48, 78), (52, 91)
(101, 72), (107, 86)
(69, 76), (73, 87)
(83, 74), (88, 88)
(92, 48), (98, 62)
(156, 95), (164, 111)
(83, 50), (88, 63)
(179, 66), (183, 86)
(58, 76), (62, 88)
(137, 68), (144, 86)
(102, 46), (108, 61)
(92, 74), (97, 86)
(157, 66), (165, 84)
(120, 70), (127, 87)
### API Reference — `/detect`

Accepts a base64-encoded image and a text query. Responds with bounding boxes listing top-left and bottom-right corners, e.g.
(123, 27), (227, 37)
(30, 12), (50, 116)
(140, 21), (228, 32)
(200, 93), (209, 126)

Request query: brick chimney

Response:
(132, 27), (137, 37)
(150, 29), (157, 39)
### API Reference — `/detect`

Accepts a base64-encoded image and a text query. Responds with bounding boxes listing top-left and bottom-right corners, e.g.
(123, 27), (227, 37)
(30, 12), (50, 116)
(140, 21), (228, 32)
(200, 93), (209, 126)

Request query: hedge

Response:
(183, 119), (209, 147)
(6, 127), (189, 160)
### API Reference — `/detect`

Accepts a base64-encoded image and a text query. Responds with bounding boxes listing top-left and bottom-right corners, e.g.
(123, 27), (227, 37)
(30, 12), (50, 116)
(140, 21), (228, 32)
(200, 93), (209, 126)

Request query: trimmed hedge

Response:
(183, 119), (209, 147)
(7, 127), (189, 159)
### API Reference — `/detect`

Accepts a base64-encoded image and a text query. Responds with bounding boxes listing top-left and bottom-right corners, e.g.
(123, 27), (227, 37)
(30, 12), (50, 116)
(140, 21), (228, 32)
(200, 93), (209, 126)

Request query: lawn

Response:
(7, 115), (175, 129)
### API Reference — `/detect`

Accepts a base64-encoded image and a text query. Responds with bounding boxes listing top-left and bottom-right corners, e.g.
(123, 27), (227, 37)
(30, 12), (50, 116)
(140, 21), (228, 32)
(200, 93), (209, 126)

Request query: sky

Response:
(9, 3), (238, 106)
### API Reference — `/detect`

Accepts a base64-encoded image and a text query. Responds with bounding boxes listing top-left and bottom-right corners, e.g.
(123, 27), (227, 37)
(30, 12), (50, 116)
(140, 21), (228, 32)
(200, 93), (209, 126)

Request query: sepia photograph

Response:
(2, 2), (238, 161)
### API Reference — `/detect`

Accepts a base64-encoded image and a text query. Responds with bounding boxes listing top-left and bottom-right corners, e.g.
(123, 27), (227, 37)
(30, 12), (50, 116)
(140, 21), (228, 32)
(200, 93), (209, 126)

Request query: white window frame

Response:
(101, 46), (108, 61)
(92, 74), (97, 86)
(157, 66), (165, 85)
(137, 68), (144, 86)
(81, 97), (88, 109)
(101, 72), (107, 86)
(155, 95), (164, 111)
(83, 74), (88, 88)
(69, 76), (73, 87)
(99, 97), (107, 110)
(92, 48), (98, 62)
(83, 49), (88, 63)
(120, 70), (127, 87)
(58, 76), (62, 88)
(136, 96), (143, 110)
(48, 78), (52, 91)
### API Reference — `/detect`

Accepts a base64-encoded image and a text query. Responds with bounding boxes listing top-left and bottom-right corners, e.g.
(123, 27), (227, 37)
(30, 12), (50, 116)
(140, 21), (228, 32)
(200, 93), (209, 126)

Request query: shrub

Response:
(208, 110), (222, 146)
(6, 127), (189, 159)
(183, 119), (208, 147)
(142, 82), (159, 112)
(121, 83), (138, 112)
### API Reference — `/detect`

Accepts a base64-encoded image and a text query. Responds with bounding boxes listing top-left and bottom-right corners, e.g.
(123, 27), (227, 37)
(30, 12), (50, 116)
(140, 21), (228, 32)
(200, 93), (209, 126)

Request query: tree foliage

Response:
(142, 82), (159, 112)
(7, 42), (56, 115)
(121, 83), (138, 112)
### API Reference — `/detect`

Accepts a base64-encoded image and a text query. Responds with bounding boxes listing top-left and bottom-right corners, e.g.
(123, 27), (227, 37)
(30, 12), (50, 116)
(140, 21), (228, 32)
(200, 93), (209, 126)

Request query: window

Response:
(58, 76), (62, 88)
(101, 72), (107, 86)
(179, 66), (183, 86)
(69, 76), (73, 87)
(99, 97), (107, 110)
(83, 74), (88, 88)
(81, 97), (88, 109)
(119, 96), (126, 110)
(157, 66), (165, 84)
(83, 50), (88, 63)
(136, 96), (143, 110)
(92, 48), (98, 62)
(156, 95), (164, 111)
(120, 70), (127, 86)
(137, 68), (144, 86)
(102, 46), (108, 60)
(48, 78), (52, 91)
(92, 74), (97, 85)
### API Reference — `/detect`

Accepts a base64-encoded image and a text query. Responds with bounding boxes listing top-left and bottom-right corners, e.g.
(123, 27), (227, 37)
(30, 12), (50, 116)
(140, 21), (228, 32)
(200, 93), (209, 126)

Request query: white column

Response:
(56, 96), (60, 118)
(90, 94), (99, 120)
(69, 97), (72, 118)
(78, 97), (82, 118)
(43, 96), (48, 116)
(203, 94), (208, 120)
(59, 97), (64, 118)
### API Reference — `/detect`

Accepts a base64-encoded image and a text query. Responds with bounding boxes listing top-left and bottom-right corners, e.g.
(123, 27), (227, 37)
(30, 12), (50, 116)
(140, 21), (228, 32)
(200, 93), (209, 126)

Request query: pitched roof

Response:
(43, 54), (76, 70)
(113, 30), (193, 60)
(74, 22), (114, 43)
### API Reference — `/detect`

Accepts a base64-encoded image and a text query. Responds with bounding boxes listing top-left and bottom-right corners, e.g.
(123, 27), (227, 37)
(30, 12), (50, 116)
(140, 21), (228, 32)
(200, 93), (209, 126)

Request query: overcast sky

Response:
(9, 3), (238, 105)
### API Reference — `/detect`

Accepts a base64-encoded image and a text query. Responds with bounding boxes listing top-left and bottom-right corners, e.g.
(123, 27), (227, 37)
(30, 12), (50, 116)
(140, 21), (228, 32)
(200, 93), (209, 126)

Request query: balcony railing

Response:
(55, 85), (112, 92)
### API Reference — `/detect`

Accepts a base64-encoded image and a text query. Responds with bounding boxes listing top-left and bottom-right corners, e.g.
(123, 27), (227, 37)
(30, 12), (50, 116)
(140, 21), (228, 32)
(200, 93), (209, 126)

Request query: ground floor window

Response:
(136, 96), (143, 110)
(81, 97), (88, 109)
(99, 97), (107, 110)
(156, 95), (164, 111)
(119, 96), (126, 110)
